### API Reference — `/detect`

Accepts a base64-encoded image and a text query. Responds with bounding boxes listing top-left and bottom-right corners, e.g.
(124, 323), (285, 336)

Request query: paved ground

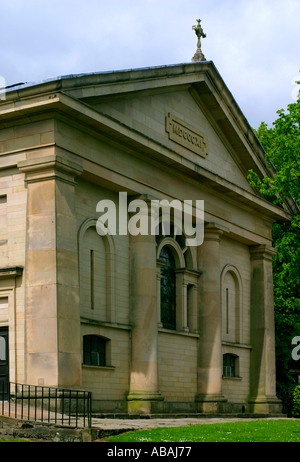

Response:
(90, 416), (293, 431)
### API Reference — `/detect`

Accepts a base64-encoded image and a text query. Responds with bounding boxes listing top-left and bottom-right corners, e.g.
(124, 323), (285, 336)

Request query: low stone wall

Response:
(0, 416), (97, 442)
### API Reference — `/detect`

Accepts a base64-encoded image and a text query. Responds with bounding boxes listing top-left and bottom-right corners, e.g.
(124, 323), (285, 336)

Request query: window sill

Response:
(82, 364), (115, 371)
(222, 376), (242, 380)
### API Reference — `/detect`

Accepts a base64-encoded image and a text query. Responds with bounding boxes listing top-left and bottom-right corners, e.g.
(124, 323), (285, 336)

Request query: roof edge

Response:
(4, 61), (215, 95)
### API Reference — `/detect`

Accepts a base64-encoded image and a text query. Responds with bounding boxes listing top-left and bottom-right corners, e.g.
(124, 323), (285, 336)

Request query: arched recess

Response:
(220, 265), (243, 343)
(78, 218), (116, 323)
(156, 237), (186, 269)
(155, 219), (198, 271)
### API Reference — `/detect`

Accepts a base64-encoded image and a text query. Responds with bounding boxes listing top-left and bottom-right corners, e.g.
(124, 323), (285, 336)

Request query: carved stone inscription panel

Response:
(166, 113), (208, 158)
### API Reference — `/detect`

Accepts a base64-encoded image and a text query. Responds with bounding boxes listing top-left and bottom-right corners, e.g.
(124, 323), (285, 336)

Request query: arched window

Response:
(156, 233), (199, 333)
(83, 335), (108, 367)
(160, 246), (176, 330)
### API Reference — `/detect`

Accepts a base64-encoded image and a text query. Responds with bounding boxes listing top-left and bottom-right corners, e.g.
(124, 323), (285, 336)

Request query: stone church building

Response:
(0, 60), (294, 415)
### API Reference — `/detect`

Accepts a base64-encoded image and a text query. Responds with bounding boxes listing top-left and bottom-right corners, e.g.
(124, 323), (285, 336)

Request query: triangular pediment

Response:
(83, 85), (256, 194)
(54, 63), (275, 198)
(2, 61), (295, 219)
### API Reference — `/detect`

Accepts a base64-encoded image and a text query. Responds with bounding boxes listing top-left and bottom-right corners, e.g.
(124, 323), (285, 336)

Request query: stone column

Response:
(191, 285), (199, 333)
(196, 223), (227, 412)
(127, 197), (164, 414)
(175, 271), (189, 333)
(249, 245), (282, 413)
(19, 154), (83, 388)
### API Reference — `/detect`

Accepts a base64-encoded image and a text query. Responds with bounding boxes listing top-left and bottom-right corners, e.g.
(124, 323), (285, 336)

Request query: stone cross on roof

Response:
(192, 19), (206, 62)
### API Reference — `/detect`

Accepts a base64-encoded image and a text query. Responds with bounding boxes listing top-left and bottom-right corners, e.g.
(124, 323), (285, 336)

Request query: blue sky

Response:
(1, 0), (299, 128)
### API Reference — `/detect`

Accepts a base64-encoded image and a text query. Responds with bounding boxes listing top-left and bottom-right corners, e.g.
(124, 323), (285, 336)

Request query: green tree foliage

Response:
(291, 384), (300, 417)
(249, 83), (300, 414)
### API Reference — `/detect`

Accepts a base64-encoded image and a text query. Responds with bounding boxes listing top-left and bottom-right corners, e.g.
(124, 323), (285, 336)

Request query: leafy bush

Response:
(292, 385), (300, 417)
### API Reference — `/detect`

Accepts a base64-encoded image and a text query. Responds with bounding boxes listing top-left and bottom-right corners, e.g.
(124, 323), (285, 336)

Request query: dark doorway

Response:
(0, 327), (9, 400)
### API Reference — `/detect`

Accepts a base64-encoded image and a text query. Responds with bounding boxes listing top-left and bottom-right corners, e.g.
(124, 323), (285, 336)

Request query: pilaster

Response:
(248, 244), (282, 414)
(18, 154), (83, 388)
(127, 196), (164, 413)
(196, 223), (227, 412)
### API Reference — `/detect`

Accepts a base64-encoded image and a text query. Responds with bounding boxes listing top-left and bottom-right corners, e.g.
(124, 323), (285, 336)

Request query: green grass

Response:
(0, 439), (32, 442)
(105, 419), (300, 443)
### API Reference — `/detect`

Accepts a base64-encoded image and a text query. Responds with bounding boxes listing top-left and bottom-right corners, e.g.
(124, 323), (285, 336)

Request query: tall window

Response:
(83, 335), (107, 367)
(0, 297), (8, 325)
(160, 246), (176, 330)
(0, 336), (6, 361)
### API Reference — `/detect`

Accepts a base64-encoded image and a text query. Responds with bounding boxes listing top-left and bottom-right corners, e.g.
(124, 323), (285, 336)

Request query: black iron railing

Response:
(0, 382), (92, 428)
